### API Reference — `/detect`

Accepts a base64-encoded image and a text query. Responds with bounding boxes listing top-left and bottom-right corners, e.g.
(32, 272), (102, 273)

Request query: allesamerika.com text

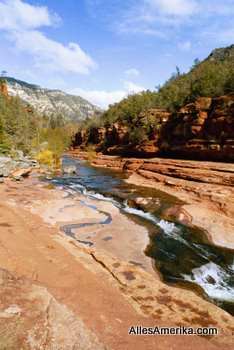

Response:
(128, 325), (218, 336)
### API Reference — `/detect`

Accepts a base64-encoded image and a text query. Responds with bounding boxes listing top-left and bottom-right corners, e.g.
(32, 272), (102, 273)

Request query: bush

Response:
(32, 127), (71, 165)
(127, 127), (148, 144)
(36, 149), (54, 166)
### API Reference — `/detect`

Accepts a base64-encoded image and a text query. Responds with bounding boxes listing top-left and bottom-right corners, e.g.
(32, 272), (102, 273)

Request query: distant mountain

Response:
(5, 77), (101, 122)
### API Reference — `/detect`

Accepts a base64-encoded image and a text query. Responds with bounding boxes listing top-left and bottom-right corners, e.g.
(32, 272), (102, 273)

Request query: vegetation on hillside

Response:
(1, 45), (233, 158)
(81, 45), (234, 143)
(0, 77), (75, 163)
(0, 77), (37, 153)
(5, 76), (101, 122)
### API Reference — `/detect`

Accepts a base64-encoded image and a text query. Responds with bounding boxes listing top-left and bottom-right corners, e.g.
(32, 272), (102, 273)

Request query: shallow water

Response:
(45, 155), (234, 315)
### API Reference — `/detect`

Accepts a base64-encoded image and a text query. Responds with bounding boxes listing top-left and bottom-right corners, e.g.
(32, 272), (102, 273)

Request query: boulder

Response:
(62, 165), (77, 175)
(10, 167), (32, 178)
(13, 149), (24, 159)
(5, 160), (17, 170)
(11, 175), (24, 181)
(0, 167), (10, 177)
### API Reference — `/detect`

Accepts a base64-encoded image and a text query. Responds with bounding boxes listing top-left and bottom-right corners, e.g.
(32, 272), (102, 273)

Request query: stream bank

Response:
(41, 155), (234, 316)
(70, 150), (234, 248)
(0, 170), (233, 349)
(67, 152), (234, 314)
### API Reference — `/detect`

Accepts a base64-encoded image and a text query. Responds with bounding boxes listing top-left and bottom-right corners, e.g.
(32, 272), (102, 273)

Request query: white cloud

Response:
(71, 80), (146, 109)
(117, 0), (234, 39)
(71, 88), (126, 109)
(123, 81), (145, 93)
(116, 0), (199, 37)
(0, 0), (59, 30)
(0, 0), (96, 75)
(11, 30), (96, 74)
(125, 68), (140, 77)
(146, 0), (199, 16)
(178, 40), (191, 51)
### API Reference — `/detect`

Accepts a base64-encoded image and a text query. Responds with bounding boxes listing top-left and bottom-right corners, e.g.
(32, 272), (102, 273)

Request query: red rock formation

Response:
(161, 95), (234, 161)
(135, 140), (160, 157)
(72, 95), (234, 161)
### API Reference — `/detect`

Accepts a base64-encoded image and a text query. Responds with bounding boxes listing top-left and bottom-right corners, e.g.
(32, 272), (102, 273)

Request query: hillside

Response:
(5, 77), (101, 122)
(0, 79), (71, 157)
(0, 78), (37, 153)
(81, 44), (234, 130)
(73, 45), (234, 162)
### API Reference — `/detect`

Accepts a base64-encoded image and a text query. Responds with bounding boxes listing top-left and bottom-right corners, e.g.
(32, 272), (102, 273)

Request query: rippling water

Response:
(45, 155), (234, 315)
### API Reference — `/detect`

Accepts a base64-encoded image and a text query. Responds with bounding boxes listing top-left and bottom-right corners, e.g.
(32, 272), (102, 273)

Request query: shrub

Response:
(127, 127), (148, 144)
(36, 149), (54, 166)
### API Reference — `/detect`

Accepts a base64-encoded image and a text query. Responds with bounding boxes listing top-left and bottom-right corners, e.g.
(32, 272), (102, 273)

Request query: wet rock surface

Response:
(70, 151), (234, 250)
(0, 177), (231, 349)
(89, 249), (234, 349)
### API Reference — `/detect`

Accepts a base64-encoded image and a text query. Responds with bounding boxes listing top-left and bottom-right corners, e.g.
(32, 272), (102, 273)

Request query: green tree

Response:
(35, 127), (71, 165)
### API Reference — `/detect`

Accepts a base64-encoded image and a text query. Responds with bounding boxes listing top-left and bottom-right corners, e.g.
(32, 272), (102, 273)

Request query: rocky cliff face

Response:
(5, 77), (101, 122)
(161, 96), (234, 161)
(73, 95), (234, 161)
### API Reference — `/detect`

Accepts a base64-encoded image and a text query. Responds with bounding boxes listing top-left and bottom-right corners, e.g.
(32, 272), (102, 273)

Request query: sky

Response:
(0, 0), (233, 109)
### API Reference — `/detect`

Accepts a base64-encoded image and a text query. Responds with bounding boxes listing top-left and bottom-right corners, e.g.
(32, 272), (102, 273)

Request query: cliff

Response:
(73, 95), (234, 162)
(160, 95), (234, 160)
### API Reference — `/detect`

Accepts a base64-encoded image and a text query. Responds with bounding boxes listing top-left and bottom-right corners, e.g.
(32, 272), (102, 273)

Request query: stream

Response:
(45, 155), (234, 315)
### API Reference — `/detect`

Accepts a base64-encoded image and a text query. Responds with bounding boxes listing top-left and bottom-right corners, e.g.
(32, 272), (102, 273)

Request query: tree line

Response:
(80, 45), (234, 145)
(0, 77), (75, 165)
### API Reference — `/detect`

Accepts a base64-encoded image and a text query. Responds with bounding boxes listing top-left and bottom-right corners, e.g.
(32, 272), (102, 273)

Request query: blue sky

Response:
(0, 0), (233, 108)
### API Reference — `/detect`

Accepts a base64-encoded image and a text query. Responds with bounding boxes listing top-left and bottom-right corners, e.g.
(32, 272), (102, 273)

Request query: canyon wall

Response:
(73, 95), (234, 161)
(160, 96), (234, 161)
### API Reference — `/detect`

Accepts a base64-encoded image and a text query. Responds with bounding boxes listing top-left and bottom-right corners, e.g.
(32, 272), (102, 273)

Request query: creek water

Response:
(46, 155), (234, 315)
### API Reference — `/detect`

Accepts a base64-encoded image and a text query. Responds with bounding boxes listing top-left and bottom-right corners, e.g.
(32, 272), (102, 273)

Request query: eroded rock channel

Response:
(47, 156), (234, 315)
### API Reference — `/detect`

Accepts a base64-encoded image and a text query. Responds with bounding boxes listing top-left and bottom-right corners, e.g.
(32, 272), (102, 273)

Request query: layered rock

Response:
(161, 95), (234, 161)
(70, 152), (234, 226)
(72, 95), (234, 161)
(1, 178), (228, 349)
